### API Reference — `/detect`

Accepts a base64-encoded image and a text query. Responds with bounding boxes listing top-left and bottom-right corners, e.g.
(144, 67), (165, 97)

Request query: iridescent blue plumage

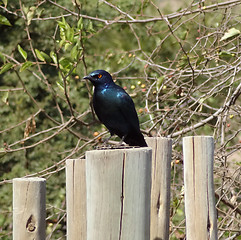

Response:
(84, 70), (147, 147)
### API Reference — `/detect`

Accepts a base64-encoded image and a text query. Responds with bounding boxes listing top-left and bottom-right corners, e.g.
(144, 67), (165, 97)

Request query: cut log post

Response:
(66, 158), (86, 240)
(13, 177), (46, 240)
(183, 136), (218, 240)
(85, 147), (152, 240)
(146, 137), (172, 240)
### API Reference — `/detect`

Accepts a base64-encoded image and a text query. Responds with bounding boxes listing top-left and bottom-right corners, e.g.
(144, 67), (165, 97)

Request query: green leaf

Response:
(1, 91), (9, 104)
(57, 20), (66, 29)
(0, 148), (7, 158)
(220, 28), (240, 41)
(156, 75), (165, 90)
(71, 45), (78, 60)
(26, 6), (36, 25)
(0, 62), (13, 74)
(178, 29), (187, 40)
(66, 27), (74, 42)
(57, 72), (65, 91)
(59, 57), (71, 69)
(196, 55), (205, 66)
(35, 49), (45, 61)
(87, 21), (95, 33)
(56, 80), (64, 92)
(71, 44), (82, 61)
(0, 52), (5, 63)
(20, 61), (33, 72)
(36, 9), (44, 18)
(58, 21), (64, 29)
(219, 51), (234, 58)
(18, 45), (27, 60)
(58, 39), (65, 47)
(64, 42), (71, 51)
(50, 51), (57, 64)
(57, 17), (70, 30)
(0, 14), (11, 26)
(2, 0), (8, 7)
(61, 16), (67, 26)
(40, 51), (52, 63)
(178, 55), (188, 69)
(77, 17), (83, 30)
(22, 4), (29, 15)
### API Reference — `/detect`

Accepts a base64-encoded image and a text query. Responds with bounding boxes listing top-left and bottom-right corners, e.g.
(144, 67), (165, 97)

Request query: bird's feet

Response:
(95, 136), (131, 150)
(95, 135), (113, 149)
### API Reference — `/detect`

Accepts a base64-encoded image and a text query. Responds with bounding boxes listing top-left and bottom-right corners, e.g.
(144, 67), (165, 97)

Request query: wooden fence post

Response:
(13, 177), (46, 240)
(85, 147), (152, 240)
(183, 136), (218, 240)
(145, 137), (172, 240)
(66, 159), (86, 240)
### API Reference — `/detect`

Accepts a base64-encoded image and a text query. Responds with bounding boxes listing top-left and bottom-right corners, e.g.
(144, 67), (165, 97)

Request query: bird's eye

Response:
(98, 74), (102, 79)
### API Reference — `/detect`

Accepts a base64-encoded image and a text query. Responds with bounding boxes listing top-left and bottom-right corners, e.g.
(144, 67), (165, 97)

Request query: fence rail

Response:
(12, 136), (218, 240)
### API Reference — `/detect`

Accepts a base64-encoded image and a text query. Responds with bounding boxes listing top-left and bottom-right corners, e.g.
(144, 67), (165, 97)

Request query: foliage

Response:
(0, 0), (240, 239)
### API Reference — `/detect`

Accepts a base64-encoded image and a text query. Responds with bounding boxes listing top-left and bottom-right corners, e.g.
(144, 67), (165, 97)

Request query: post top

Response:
(86, 146), (152, 155)
(183, 135), (213, 140)
(13, 177), (46, 182)
(145, 136), (172, 140)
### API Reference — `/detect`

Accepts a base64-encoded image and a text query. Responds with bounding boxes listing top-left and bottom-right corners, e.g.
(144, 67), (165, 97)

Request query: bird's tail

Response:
(124, 131), (148, 147)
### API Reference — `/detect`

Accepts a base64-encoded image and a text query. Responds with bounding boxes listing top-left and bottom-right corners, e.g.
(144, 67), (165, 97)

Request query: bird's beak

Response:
(83, 75), (95, 82)
(83, 75), (90, 80)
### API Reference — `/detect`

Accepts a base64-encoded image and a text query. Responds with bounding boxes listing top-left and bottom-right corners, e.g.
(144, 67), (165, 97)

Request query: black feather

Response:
(84, 70), (147, 147)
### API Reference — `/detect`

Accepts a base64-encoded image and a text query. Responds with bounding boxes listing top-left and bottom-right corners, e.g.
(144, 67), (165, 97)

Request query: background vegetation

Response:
(0, 0), (240, 239)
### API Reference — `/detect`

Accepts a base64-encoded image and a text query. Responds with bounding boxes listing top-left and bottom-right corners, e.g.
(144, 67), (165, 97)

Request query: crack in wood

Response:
(23, 182), (30, 212)
(156, 192), (161, 214)
(192, 137), (195, 201)
(72, 160), (75, 222)
(119, 152), (126, 240)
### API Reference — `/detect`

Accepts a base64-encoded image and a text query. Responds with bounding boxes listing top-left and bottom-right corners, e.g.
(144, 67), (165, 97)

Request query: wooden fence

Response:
(12, 136), (218, 240)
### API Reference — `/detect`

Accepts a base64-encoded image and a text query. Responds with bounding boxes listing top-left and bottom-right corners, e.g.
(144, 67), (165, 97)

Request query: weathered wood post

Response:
(146, 137), (172, 240)
(66, 159), (86, 240)
(13, 177), (46, 240)
(183, 136), (218, 240)
(85, 147), (152, 240)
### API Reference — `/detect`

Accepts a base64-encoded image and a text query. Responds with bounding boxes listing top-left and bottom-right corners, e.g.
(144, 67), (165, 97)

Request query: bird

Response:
(84, 69), (147, 147)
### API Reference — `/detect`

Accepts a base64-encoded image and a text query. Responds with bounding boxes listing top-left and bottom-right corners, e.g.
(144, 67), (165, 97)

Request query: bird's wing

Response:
(116, 87), (140, 131)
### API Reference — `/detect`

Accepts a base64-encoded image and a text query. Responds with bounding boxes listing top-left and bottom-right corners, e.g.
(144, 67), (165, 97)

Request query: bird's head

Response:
(83, 70), (113, 86)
